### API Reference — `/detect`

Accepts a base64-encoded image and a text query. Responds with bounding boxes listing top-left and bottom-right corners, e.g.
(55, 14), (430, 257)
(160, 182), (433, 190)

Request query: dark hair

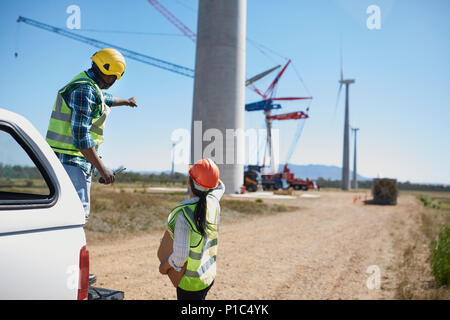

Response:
(189, 177), (211, 237)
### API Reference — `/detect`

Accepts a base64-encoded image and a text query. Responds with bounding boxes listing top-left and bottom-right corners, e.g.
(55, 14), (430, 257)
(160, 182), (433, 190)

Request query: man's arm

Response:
(102, 92), (137, 108)
(80, 147), (115, 184)
(111, 97), (138, 107)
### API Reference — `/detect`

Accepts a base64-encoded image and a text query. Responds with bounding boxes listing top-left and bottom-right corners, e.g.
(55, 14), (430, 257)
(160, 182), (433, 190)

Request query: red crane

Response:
(245, 59), (312, 173)
(266, 110), (309, 121)
(146, 0), (281, 89)
(147, 1), (312, 175)
(147, 0), (197, 43)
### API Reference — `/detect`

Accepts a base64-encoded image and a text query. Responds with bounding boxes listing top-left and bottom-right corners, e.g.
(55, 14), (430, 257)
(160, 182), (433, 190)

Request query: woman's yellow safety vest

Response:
(168, 195), (220, 292)
(46, 71), (110, 157)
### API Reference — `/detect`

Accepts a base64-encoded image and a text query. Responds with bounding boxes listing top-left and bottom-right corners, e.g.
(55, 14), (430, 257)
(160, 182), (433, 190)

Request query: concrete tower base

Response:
(191, 0), (247, 194)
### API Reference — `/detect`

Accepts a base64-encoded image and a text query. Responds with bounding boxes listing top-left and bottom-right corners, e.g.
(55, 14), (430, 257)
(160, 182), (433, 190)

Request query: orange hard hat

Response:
(189, 158), (220, 190)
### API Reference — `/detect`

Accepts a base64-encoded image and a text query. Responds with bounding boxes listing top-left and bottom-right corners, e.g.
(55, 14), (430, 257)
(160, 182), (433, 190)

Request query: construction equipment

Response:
(280, 164), (317, 191)
(16, 16), (195, 78)
(16, 16), (278, 88)
(243, 165), (262, 192)
(145, 2), (281, 87)
(147, 2), (314, 191)
(246, 65), (281, 87)
(370, 178), (398, 205)
(146, 0), (197, 43)
(245, 59), (312, 174)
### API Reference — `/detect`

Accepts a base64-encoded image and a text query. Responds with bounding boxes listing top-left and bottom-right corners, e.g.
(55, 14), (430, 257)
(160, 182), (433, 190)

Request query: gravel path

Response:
(88, 190), (421, 299)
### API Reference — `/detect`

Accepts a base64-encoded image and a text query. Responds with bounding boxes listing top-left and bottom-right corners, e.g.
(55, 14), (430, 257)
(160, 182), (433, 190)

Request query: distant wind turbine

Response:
(335, 40), (356, 190)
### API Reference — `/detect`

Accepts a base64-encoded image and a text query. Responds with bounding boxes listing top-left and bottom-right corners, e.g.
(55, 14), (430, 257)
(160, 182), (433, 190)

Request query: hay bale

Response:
(371, 178), (398, 205)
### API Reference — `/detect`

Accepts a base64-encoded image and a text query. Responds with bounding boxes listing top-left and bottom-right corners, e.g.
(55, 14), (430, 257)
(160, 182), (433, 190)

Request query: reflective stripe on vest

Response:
(46, 72), (109, 157)
(167, 197), (220, 291)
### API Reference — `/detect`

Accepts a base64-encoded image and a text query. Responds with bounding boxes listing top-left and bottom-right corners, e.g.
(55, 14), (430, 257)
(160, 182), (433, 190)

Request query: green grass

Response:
(432, 225), (450, 286)
(395, 192), (450, 299)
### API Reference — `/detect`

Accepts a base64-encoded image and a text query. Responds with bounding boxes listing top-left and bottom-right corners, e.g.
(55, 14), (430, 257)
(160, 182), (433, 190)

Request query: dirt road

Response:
(88, 190), (423, 299)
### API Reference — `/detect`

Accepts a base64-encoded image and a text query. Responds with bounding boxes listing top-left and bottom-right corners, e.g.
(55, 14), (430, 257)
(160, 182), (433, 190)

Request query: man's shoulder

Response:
(70, 82), (99, 95)
(68, 82), (102, 106)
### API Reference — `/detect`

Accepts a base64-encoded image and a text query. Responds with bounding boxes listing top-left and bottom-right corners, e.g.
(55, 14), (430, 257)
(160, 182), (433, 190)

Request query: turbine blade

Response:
(332, 83), (343, 120)
(340, 35), (344, 81)
(245, 65), (281, 86)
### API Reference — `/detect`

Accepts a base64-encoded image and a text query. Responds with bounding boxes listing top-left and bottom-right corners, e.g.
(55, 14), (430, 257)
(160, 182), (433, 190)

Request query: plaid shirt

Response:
(56, 69), (114, 175)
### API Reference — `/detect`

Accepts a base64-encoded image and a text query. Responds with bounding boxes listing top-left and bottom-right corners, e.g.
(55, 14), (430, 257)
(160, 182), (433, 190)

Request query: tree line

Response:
(315, 178), (450, 192)
(2, 164), (449, 192)
(0, 163), (43, 179)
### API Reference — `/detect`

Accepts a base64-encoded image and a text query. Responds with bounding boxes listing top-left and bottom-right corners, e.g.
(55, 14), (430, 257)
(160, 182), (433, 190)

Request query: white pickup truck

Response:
(0, 108), (122, 300)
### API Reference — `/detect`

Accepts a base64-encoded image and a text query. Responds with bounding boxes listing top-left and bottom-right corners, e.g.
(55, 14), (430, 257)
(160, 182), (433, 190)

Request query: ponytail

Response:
(189, 177), (210, 237)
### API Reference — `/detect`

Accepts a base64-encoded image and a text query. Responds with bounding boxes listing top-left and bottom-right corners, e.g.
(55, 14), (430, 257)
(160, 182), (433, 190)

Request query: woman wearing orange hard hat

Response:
(158, 158), (225, 300)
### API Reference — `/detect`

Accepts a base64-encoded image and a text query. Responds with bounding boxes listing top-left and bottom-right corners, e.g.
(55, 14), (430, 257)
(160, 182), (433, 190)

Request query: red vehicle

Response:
(258, 164), (317, 191)
(282, 164), (317, 191)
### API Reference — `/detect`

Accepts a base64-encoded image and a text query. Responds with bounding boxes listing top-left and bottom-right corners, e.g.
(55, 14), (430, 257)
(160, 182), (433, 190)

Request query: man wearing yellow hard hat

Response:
(46, 48), (137, 222)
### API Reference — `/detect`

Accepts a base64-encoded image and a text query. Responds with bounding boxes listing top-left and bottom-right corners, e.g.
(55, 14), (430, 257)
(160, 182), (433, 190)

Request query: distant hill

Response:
(279, 163), (372, 181)
(139, 164), (372, 181)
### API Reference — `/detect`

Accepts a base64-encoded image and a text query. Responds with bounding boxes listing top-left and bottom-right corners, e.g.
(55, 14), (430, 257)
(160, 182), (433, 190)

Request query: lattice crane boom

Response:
(146, 0), (197, 43)
(16, 16), (195, 78)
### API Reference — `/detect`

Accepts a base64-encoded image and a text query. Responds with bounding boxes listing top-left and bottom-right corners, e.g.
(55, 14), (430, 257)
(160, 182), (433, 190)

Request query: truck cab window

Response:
(0, 128), (51, 201)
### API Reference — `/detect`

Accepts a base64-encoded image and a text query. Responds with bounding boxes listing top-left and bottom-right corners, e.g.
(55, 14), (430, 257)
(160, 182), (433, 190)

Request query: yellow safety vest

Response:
(46, 71), (110, 157)
(168, 195), (220, 291)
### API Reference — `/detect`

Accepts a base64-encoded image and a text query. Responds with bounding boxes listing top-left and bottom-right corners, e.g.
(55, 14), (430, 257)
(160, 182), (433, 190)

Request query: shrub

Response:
(420, 195), (431, 207)
(432, 225), (450, 286)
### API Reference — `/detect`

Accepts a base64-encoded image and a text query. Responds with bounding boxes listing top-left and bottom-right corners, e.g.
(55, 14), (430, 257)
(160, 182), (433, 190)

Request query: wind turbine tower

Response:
(171, 138), (182, 175)
(191, 0), (246, 194)
(351, 127), (360, 189)
(337, 48), (356, 191)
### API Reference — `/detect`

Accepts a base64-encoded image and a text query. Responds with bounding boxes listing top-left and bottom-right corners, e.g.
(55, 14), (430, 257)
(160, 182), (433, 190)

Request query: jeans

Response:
(176, 281), (214, 300)
(62, 164), (92, 221)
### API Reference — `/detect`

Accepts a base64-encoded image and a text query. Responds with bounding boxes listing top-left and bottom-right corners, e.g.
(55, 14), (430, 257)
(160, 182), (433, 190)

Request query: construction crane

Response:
(16, 16), (195, 78)
(17, 16), (279, 88)
(266, 110), (308, 121)
(145, 1), (281, 87)
(147, 0), (314, 184)
(147, 0), (196, 43)
(245, 59), (312, 174)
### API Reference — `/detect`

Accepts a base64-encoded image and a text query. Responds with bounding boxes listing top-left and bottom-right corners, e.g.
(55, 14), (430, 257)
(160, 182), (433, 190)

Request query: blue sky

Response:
(0, 0), (449, 184)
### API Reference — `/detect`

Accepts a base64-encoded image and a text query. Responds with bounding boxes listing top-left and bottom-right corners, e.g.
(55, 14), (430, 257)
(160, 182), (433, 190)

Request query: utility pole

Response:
(351, 127), (359, 189)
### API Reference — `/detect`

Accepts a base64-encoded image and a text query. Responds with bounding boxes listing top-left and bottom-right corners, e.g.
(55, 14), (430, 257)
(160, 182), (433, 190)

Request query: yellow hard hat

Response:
(91, 48), (126, 80)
